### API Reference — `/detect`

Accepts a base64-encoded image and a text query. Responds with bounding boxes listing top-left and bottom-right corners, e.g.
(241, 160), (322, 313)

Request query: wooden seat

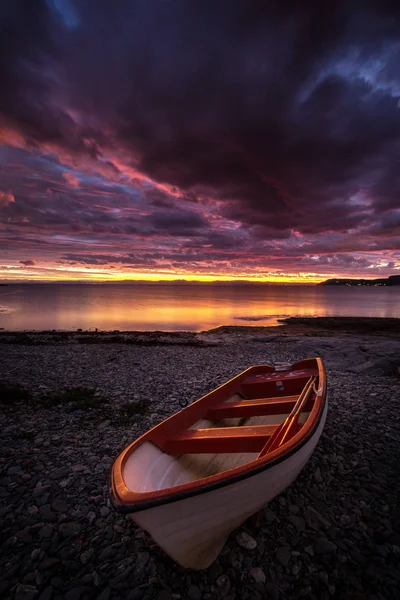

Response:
(206, 395), (298, 420)
(161, 424), (279, 455)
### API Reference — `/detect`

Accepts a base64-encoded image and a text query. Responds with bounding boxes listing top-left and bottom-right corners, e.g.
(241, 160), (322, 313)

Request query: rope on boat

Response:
(313, 382), (323, 396)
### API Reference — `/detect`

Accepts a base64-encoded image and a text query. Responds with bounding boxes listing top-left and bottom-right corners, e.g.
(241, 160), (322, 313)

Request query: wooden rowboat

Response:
(110, 357), (327, 569)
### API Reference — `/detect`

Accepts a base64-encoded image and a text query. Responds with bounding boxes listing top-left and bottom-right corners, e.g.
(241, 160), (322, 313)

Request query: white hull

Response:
(132, 397), (328, 569)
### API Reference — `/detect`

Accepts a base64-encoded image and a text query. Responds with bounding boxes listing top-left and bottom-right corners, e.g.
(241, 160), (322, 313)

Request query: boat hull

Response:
(132, 395), (328, 569)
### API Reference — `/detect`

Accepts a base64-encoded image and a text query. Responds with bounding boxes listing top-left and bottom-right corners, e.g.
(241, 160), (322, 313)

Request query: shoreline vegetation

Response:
(319, 275), (400, 287)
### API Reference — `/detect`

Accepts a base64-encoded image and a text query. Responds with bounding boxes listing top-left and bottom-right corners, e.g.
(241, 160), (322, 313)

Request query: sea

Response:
(0, 282), (399, 332)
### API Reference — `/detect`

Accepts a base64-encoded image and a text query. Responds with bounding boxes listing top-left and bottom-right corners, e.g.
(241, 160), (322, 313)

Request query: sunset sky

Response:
(1, 1), (399, 283)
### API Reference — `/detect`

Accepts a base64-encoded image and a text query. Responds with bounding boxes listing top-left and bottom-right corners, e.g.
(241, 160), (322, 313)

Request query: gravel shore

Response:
(1, 325), (399, 600)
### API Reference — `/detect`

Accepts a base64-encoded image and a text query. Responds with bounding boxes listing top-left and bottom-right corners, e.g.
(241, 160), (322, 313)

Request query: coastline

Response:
(1, 316), (400, 345)
(1, 317), (399, 599)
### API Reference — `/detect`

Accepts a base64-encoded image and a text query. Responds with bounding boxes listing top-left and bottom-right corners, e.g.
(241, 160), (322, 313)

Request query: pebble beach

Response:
(1, 318), (399, 600)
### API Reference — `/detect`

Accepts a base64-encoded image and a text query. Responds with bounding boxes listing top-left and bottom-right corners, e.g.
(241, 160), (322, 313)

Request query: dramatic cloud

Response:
(0, 0), (399, 280)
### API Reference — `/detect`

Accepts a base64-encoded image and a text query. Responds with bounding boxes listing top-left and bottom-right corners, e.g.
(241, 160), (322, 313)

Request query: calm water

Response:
(0, 283), (399, 332)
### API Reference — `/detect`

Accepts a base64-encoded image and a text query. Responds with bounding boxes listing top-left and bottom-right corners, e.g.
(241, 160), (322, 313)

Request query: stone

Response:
(250, 567), (266, 584)
(276, 546), (291, 566)
(97, 420), (111, 431)
(216, 574), (231, 595)
(59, 522), (81, 538)
(236, 531), (257, 550)
(187, 585), (201, 600)
(38, 587), (53, 600)
(64, 588), (84, 600)
(100, 506), (110, 517)
(304, 506), (330, 530)
(287, 515), (306, 532)
(50, 468), (69, 480)
(96, 588), (111, 600)
(39, 525), (53, 540)
(314, 537), (337, 555)
(15, 585), (38, 600)
(52, 499), (69, 513)
(265, 582), (280, 600)
(314, 467), (323, 483)
(7, 465), (23, 475)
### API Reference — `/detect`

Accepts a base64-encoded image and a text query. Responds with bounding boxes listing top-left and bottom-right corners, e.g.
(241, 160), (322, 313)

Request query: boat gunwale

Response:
(110, 357), (326, 513)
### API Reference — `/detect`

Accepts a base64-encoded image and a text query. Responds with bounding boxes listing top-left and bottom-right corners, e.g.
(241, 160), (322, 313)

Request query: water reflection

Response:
(0, 283), (398, 331)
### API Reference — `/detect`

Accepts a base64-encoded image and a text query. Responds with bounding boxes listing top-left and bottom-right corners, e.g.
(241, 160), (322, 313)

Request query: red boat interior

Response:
(111, 358), (326, 504)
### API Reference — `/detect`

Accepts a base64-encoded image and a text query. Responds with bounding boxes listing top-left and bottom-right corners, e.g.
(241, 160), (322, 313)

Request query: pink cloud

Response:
(63, 172), (80, 187)
(0, 190), (15, 207)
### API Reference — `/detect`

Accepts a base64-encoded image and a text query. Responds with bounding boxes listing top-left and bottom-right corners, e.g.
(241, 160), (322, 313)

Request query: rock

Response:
(304, 506), (330, 530)
(97, 420), (111, 431)
(38, 558), (60, 571)
(59, 522), (81, 538)
(250, 567), (266, 584)
(265, 582), (280, 600)
(39, 525), (53, 540)
(52, 499), (69, 513)
(355, 466), (369, 475)
(97, 588), (111, 600)
(100, 506), (110, 517)
(87, 511), (96, 524)
(7, 465), (23, 475)
(50, 468), (69, 480)
(216, 574), (230, 595)
(80, 548), (94, 564)
(38, 587), (53, 600)
(287, 515), (306, 532)
(314, 467), (323, 483)
(207, 562), (223, 580)
(276, 546), (291, 566)
(15, 585), (38, 600)
(64, 588), (84, 600)
(264, 508), (277, 522)
(187, 585), (201, 600)
(236, 531), (257, 550)
(314, 537), (337, 555)
(71, 465), (87, 473)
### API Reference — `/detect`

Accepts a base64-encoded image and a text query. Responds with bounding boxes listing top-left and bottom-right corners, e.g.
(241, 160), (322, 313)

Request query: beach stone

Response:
(59, 522), (81, 538)
(15, 585), (38, 600)
(1, 327), (400, 600)
(236, 532), (257, 550)
(38, 587), (53, 600)
(187, 585), (201, 600)
(276, 546), (291, 566)
(8, 465), (23, 475)
(64, 588), (84, 600)
(50, 468), (69, 480)
(39, 525), (53, 540)
(304, 506), (330, 530)
(265, 582), (280, 600)
(314, 467), (323, 483)
(250, 567), (266, 584)
(314, 537), (337, 555)
(96, 588), (111, 600)
(52, 499), (69, 513)
(287, 515), (306, 532)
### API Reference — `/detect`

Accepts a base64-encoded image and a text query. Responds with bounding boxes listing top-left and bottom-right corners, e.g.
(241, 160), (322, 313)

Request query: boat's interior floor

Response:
(123, 393), (310, 494)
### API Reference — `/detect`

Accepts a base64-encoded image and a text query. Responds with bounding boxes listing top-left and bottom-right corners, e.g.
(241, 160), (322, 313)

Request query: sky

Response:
(0, 1), (400, 283)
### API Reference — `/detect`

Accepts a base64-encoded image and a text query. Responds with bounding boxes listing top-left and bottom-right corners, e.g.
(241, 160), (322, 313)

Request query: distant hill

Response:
(320, 275), (400, 287)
